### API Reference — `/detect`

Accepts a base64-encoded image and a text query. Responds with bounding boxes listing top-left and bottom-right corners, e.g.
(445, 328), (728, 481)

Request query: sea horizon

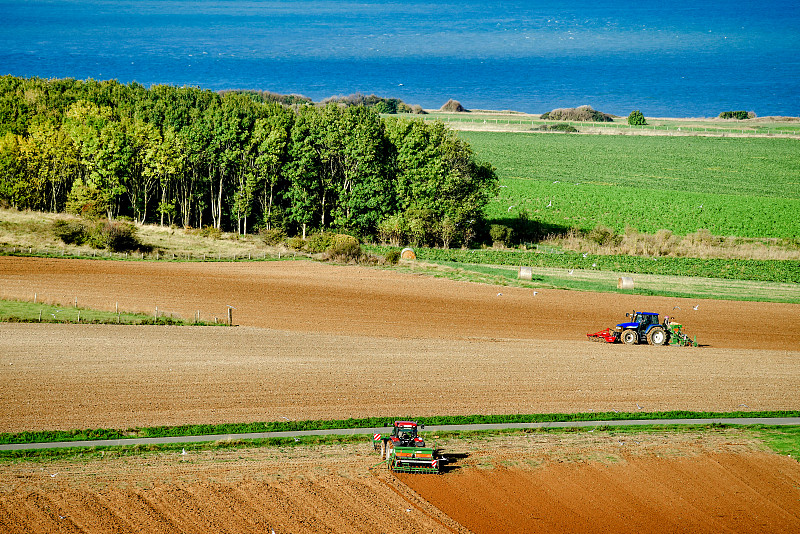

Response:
(1, 0), (798, 117)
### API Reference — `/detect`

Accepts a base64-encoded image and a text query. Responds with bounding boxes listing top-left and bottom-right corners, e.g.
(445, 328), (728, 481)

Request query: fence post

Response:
(228, 307), (233, 326)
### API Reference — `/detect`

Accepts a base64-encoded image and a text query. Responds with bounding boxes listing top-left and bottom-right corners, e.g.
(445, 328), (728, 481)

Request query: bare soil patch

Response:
(1, 257), (798, 350)
(1, 256), (799, 533)
(1, 432), (798, 534)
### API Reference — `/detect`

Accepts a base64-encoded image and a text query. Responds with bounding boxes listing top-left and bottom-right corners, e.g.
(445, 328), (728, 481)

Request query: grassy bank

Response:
(3, 411), (798, 445)
(0, 299), (224, 325)
(2, 424), (798, 464)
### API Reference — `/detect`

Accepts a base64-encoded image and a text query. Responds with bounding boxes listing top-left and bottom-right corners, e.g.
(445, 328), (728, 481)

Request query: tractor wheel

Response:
(379, 440), (386, 457)
(621, 329), (638, 345)
(647, 327), (667, 346)
(385, 441), (393, 462)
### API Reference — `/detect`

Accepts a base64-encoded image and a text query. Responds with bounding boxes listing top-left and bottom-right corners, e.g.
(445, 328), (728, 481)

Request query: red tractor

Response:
(372, 420), (441, 473)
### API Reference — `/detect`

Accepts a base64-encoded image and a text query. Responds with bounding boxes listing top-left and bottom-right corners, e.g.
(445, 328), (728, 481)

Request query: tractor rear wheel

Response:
(621, 329), (638, 345)
(647, 327), (667, 346)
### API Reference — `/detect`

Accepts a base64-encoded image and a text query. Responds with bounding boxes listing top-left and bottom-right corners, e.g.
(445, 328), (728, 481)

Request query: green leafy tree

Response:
(628, 110), (647, 126)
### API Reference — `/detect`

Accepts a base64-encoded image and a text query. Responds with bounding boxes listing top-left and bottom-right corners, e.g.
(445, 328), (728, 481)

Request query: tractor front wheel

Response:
(647, 327), (667, 346)
(621, 329), (638, 345)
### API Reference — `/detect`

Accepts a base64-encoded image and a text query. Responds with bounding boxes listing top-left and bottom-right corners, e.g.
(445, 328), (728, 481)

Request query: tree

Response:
(249, 104), (293, 230)
(628, 110), (647, 126)
(385, 118), (497, 246)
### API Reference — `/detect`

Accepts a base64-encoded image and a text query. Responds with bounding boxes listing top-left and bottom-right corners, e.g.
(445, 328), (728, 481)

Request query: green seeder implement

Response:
(373, 420), (443, 474)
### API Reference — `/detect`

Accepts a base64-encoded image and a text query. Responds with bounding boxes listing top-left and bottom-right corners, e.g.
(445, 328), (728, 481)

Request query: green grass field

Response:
(459, 131), (800, 238)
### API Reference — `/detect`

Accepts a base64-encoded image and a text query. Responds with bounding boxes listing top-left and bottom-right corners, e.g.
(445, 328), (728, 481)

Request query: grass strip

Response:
(0, 299), (222, 326)
(2, 425), (798, 463)
(3, 411), (798, 445)
(403, 247), (800, 284)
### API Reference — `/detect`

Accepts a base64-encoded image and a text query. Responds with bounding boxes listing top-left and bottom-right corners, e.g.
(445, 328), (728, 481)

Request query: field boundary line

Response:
(3, 418), (800, 451)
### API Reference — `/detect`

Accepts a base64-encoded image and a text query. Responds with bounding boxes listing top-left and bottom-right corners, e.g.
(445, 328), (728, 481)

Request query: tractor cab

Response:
(391, 421), (426, 447)
(614, 310), (669, 345)
(617, 311), (661, 331)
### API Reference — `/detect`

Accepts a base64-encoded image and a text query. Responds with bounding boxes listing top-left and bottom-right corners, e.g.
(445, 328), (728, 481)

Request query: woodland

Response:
(0, 76), (496, 246)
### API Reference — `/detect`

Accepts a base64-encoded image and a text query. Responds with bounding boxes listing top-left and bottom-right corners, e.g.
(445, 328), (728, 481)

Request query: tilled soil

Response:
(1, 432), (799, 534)
(1, 256), (799, 533)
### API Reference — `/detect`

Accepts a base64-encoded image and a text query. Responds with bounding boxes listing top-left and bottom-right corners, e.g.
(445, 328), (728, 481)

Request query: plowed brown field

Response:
(1, 256), (799, 533)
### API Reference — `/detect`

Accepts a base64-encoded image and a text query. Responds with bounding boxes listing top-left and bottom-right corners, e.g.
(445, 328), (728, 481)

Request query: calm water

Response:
(1, 0), (798, 116)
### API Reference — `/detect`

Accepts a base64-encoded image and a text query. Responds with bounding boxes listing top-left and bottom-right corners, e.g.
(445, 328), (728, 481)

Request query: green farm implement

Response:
(373, 420), (443, 474)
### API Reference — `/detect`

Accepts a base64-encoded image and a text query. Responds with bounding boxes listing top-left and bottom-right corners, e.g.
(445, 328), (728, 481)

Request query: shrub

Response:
(588, 225), (619, 246)
(440, 99), (467, 112)
(627, 110), (647, 126)
(90, 220), (146, 252)
(259, 227), (286, 246)
(52, 218), (89, 245)
(719, 110), (750, 120)
(306, 232), (335, 253)
(325, 234), (363, 262)
(378, 213), (407, 246)
(537, 123), (578, 132)
(65, 183), (107, 219)
(197, 226), (222, 239)
(286, 236), (305, 251)
(541, 105), (613, 122)
(384, 249), (401, 264)
(490, 224), (513, 247)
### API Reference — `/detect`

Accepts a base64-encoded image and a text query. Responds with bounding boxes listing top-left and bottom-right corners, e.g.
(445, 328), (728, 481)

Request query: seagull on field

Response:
(508, 205), (514, 212)
(547, 200), (552, 208)
(693, 305), (699, 311)
(497, 292), (503, 296)
(636, 403), (643, 410)
(568, 269), (574, 275)
(673, 306), (681, 310)
(533, 291), (539, 296)
(181, 448), (187, 455)
(582, 253), (588, 258)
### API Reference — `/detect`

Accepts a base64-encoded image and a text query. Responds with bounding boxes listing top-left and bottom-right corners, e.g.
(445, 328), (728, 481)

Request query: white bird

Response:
(497, 292), (503, 296)
(50, 473), (57, 477)
(507, 205), (514, 212)
(181, 448), (187, 455)
(546, 200), (552, 207)
(693, 305), (699, 311)
(553, 180), (559, 183)
(533, 291), (539, 296)
(582, 253), (588, 258)
(592, 263), (597, 267)
(568, 269), (574, 275)
(673, 306), (681, 310)
(636, 403), (643, 410)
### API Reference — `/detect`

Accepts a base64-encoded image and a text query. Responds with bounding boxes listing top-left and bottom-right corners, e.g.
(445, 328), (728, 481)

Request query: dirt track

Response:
(1, 256), (799, 533)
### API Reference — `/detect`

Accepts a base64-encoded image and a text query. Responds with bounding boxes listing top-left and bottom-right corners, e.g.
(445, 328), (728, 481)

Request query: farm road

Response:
(3, 418), (800, 451)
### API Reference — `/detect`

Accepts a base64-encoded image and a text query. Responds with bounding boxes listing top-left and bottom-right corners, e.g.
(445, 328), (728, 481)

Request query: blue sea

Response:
(1, 0), (798, 117)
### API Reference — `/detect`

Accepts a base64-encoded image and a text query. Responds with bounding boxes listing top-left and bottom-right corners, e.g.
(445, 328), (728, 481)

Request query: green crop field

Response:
(459, 131), (800, 238)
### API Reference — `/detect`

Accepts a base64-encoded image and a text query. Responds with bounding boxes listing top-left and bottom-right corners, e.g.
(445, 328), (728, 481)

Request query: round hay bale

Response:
(618, 276), (634, 289)
(518, 266), (532, 281)
(400, 247), (416, 260)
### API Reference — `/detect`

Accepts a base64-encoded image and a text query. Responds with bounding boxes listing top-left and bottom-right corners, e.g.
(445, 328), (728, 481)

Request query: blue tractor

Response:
(615, 310), (669, 346)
